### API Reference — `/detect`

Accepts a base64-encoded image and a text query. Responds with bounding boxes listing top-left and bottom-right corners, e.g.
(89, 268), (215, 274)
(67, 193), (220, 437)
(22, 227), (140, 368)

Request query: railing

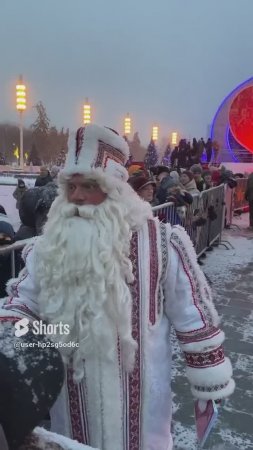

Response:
(0, 180), (248, 285)
(152, 185), (225, 257)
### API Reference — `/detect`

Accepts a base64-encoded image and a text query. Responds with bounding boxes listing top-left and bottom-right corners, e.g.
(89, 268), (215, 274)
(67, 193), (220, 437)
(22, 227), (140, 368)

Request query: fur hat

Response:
(128, 176), (156, 192)
(190, 164), (203, 174)
(61, 124), (130, 181)
(160, 175), (179, 191)
(182, 170), (194, 181)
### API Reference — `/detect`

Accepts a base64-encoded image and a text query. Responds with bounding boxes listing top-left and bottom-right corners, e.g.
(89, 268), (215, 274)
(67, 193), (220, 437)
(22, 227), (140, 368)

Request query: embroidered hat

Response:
(61, 124), (130, 181)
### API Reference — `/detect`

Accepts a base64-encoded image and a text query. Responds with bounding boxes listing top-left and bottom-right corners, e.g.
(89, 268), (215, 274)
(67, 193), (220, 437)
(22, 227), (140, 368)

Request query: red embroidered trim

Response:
(176, 326), (221, 345)
(171, 239), (206, 329)
(148, 220), (159, 325)
(67, 368), (88, 443)
(184, 345), (225, 369)
(96, 140), (125, 168)
(127, 231), (142, 450)
(75, 127), (85, 164)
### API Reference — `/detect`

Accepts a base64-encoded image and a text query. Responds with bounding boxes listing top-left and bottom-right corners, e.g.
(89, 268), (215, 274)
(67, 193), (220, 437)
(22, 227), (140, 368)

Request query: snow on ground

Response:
(203, 213), (253, 287)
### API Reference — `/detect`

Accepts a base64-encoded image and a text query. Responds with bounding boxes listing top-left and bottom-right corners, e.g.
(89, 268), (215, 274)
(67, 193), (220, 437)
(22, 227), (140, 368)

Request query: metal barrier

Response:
(0, 180), (248, 285)
(152, 185), (225, 257)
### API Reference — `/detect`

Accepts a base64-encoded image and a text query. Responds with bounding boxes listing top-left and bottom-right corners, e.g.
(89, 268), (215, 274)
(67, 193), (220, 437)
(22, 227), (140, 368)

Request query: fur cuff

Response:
(186, 357), (234, 400)
(186, 356), (233, 385)
(191, 378), (235, 400)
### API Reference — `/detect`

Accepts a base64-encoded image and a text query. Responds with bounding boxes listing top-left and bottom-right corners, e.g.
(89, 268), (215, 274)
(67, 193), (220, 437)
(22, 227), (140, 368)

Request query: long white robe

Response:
(0, 220), (234, 450)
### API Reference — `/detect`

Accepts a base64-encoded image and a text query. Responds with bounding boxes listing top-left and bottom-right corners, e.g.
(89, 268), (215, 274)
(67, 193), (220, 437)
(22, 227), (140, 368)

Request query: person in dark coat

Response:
(35, 166), (53, 187)
(12, 179), (27, 209)
(0, 217), (15, 298)
(245, 172), (253, 230)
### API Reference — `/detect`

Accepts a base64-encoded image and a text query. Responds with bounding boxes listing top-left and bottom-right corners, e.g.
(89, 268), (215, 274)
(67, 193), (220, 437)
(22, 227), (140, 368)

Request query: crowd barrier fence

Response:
(0, 180), (249, 282)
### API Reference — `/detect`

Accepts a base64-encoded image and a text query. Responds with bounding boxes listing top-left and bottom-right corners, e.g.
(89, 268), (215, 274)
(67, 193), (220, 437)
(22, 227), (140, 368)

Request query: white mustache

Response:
(60, 203), (97, 220)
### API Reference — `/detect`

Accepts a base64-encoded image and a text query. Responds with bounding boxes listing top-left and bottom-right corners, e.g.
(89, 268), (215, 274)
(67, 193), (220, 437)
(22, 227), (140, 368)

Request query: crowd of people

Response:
(0, 124), (252, 449)
(169, 137), (220, 168)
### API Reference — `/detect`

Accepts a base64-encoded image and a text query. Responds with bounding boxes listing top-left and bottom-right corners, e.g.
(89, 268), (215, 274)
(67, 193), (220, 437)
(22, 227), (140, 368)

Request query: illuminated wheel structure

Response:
(211, 77), (253, 162)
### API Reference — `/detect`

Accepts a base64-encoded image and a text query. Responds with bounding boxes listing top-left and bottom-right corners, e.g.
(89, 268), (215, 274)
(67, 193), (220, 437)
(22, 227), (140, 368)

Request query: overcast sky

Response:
(1, 0), (253, 145)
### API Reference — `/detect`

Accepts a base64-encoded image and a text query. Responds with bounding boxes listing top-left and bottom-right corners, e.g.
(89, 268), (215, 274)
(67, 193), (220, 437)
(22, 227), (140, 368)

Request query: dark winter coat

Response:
(245, 173), (253, 202)
(35, 172), (53, 187)
(17, 182), (58, 236)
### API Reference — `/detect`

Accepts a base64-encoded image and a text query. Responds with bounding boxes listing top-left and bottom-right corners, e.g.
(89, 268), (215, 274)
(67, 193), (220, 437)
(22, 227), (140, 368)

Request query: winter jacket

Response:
(245, 173), (253, 202)
(13, 186), (27, 209)
(181, 179), (200, 195)
(35, 173), (53, 187)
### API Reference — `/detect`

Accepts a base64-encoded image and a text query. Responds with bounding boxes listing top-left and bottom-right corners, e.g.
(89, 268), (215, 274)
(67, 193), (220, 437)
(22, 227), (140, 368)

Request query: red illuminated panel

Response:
(229, 86), (253, 154)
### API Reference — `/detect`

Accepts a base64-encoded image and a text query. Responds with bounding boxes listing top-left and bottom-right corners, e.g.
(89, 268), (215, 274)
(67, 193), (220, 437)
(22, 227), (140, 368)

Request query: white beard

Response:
(34, 180), (152, 382)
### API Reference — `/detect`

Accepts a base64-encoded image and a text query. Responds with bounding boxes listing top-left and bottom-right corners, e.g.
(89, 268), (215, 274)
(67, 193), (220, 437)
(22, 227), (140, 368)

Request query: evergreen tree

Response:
(161, 144), (171, 166)
(144, 139), (158, 169)
(28, 143), (41, 166)
(129, 132), (146, 161)
(31, 101), (50, 162)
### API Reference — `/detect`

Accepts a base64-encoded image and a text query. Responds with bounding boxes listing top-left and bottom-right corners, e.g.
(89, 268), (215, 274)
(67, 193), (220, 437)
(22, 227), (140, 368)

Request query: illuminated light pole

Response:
(83, 98), (91, 125)
(171, 131), (178, 146)
(16, 75), (26, 169)
(152, 125), (159, 142)
(124, 113), (131, 137)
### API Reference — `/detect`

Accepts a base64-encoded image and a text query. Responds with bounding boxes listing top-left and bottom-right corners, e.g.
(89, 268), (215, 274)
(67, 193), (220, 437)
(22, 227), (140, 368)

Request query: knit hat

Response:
(0, 221), (15, 239)
(17, 178), (25, 188)
(181, 170), (194, 181)
(160, 175), (179, 191)
(61, 124), (130, 182)
(128, 176), (156, 192)
(190, 164), (203, 174)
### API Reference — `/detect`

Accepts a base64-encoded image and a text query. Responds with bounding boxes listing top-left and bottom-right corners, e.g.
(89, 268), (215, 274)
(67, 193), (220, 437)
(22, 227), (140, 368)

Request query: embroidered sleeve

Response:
(0, 241), (40, 321)
(163, 225), (235, 400)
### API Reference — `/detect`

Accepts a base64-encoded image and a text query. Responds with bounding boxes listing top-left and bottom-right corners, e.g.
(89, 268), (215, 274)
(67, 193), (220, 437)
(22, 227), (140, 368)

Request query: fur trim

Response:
(62, 124), (129, 181)
(191, 378), (235, 400)
(186, 356), (233, 386)
(180, 330), (225, 352)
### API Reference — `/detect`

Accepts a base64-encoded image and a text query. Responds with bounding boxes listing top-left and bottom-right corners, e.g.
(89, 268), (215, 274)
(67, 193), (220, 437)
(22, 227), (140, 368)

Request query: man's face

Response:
(67, 174), (107, 206)
(204, 174), (212, 184)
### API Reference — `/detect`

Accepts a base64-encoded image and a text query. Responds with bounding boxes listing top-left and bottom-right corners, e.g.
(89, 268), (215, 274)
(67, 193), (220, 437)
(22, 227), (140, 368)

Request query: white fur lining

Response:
(180, 330), (225, 352)
(191, 379), (235, 400)
(62, 124), (129, 181)
(186, 356), (233, 387)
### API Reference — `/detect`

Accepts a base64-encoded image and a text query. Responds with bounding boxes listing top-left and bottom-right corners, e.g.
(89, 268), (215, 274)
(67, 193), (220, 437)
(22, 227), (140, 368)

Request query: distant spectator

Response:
(205, 138), (213, 163)
(169, 170), (180, 184)
(0, 216), (15, 297)
(197, 138), (205, 161)
(152, 166), (171, 189)
(35, 166), (53, 187)
(180, 171), (200, 194)
(12, 178), (27, 209)
(212, 140), (220, 163)
(128, 176), (156, 204)
(245, 173), (253, 230)
(202, 170), (213, 190)
(190, 165), (204, 192)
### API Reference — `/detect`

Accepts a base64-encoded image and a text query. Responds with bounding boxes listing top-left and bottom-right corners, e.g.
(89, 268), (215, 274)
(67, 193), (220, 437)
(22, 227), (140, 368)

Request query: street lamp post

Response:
(83, 98), (91, 125)
(16, 75), (26, 170)
(124, 113), (131, 137)
(171, 131), (178, 146)
(152, 125), (159, 142)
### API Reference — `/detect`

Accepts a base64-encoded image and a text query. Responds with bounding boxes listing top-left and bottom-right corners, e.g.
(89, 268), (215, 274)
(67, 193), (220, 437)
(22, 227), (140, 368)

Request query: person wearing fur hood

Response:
(180, 171), (200, 194)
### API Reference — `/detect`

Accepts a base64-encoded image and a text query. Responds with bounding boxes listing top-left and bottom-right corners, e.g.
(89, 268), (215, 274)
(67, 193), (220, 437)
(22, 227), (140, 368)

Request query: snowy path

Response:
(172, 214), (253, 449)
